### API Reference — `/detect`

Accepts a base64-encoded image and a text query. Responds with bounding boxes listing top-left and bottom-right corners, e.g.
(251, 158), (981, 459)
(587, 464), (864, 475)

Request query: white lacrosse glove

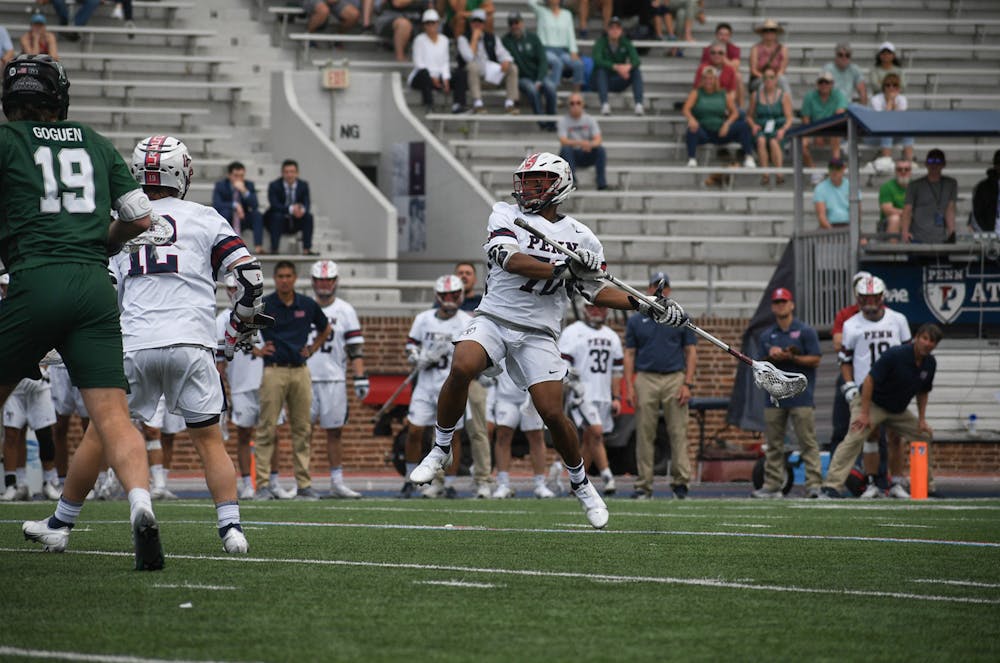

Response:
(563, 369), (584, 408)
(552, 248), (604, 281)
(840, 380), (859, 403)
(629, 295), (688, 327)
(121, 212), (173, 254)
(353, 373), (370, 400)
(232, 260), (265, 321)
(223, 312), (255, 361)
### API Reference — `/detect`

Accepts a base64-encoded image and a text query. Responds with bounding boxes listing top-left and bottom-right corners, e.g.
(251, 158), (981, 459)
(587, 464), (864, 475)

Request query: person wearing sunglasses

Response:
(869, 41), (906, 94)
(822, 42), (866, 105)
(801, 70), (847, 176)
(749, 19), (790, 96)
(558, 92), (610, 190)
(695, 40), (743, 108)
(867, 73), (914, 167)
(901, 149), (957, 243)
(878, 160), (912, 241)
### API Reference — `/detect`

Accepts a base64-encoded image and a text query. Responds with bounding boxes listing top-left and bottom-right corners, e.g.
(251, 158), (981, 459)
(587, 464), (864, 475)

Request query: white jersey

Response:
(558, 320), (624, 403)
(841, 308), (911, 383)
(307, 298), (363, 382)
(215, 310), (263, 395)
(110, 197), (251, 352)
(406, 308), (472, 400)
(478, 202), (607, 338)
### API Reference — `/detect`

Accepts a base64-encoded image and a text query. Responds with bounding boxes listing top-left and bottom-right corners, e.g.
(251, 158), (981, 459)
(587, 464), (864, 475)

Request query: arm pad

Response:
(487, 242), (519, 270)
(113, 189), (153, 223)
(232, 259), (264, 321)
(346, 343), (364, 360)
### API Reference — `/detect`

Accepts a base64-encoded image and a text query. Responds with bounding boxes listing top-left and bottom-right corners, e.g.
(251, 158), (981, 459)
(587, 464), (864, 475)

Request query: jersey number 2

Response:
(33, 147), (96, 214)
(128, 215), (179, 276)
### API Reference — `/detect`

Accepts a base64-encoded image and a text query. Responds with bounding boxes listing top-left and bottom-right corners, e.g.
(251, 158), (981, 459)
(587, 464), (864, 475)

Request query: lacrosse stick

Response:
(370, 367), (420, 423)
(121, 213), (175, 254)
(512, 217), (807, 403)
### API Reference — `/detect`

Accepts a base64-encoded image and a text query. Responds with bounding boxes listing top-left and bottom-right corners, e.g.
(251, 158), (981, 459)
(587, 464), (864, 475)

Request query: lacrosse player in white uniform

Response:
(306, 259), (368, 499)
(47, 358), (87, 486)
(141, 396), (186, 500)
(839, 275), (912, 499)
(557, 302), (623, 496)
(487, 369), (554, 499)
(401, 275), (473, 498)
(409, 152), (687, 528)
(108, 135), (273, 554)
(2, 371), (60, 501)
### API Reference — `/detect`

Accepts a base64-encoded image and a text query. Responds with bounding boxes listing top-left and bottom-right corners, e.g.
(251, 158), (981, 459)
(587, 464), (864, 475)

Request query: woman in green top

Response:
(748, 66), (793, 185)
(681, 66), (754, 167)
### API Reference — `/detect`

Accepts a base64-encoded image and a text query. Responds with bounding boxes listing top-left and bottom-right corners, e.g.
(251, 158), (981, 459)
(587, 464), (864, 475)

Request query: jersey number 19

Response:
(33, 146), (96, 214)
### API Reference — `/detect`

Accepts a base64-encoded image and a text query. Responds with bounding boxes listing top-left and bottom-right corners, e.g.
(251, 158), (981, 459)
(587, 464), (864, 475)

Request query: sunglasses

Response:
(896, 167), (911, 173)
(836, 51), (851, 57)
(883, 82), (900, 88)
(710, 50), (725, 55)
(772, 299), (789, 304)
(817, 80), (832, 84)
(926, 158), (944, 164)
(569, 100), (583, 105)
(762, 28), (777, 32)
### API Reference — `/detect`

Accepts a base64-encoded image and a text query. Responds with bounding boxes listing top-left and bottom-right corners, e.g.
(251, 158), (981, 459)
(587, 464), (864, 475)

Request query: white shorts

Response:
(48, 364), (89, 418)
(570, 399), (614, 432)
(145, 397), (187, 435)
(229, 391), (260, 429)
(408, 389), (464, 429)
(311, 381), (348, 429)
(487, 390), (543, 431)
(3, 378), (57, 430)
(460, 316), (566, 390)
(124, 346), (225, 425)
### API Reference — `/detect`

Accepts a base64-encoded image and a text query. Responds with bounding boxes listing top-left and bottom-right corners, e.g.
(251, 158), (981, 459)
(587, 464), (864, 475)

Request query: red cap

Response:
(771, 287), (793, 302)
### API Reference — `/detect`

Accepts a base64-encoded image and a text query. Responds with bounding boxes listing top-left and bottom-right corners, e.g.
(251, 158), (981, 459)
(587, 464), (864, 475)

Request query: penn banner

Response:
(392, 141), (426, 253)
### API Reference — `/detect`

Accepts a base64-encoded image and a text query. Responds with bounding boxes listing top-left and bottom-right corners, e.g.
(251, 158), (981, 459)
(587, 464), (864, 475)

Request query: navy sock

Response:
(219, 522), (244, 538)
(47, 516), (74, 530)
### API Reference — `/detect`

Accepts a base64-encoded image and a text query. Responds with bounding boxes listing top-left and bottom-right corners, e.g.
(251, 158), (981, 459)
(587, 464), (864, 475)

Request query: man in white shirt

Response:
(458, 8), (520, 114)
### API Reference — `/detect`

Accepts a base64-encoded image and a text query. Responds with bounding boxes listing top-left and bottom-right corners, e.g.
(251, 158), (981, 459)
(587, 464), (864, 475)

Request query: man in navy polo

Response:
(822, 323), (942, 499)
(623, 271), (698, 500)
(255, 260), (332, 500)
(752, 287), (823, 498)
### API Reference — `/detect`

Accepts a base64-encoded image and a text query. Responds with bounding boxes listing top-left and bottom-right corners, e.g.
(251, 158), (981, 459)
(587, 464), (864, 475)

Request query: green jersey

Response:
(0, 120), (138, 273)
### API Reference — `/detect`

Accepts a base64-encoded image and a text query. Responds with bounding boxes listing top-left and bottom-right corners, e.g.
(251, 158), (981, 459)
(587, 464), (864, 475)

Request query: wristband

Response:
(684, 383), (694, 389)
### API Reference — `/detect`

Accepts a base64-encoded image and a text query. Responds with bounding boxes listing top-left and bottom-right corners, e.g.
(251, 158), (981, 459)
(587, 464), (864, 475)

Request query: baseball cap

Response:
(878, 41), (896, 54)
(421, 8), (440, 23)
(771, 287), (793, 302)
(609, 16), (623, 26)
(470, 8), (487, 22)
(649, 271), (670, 287)
(816, 70), (834, 83)
(507, 10), (522, 25)
(30, 12), (46, 24)
(828, 157), (845, 170)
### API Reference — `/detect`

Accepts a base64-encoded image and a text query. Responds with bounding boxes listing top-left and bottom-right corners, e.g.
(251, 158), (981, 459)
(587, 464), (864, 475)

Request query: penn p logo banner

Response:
(923, 267), (965, 324)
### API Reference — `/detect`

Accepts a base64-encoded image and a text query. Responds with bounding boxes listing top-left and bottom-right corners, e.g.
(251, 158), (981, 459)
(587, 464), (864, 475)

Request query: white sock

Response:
(127, 488), (154, 526)
(566, 460), (586, 485)
(601, 468), (614, 481)
(533, 474), (546, 488)
(270, 472), (280, 487)
(216, 501), (240, 529)
(405, 462), (417, 476)
(434, 424), (455, 449)
(151, 464), (166, 489)
(497, 471), (510, 487)
(44, 468), (58, 484)
(330, 467), (343, 484)
(54, 496), (83, 526)
(15, 467), (27, 486)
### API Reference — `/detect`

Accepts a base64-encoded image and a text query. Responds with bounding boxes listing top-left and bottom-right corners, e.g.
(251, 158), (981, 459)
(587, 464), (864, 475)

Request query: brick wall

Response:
(61, 315), (997, 477)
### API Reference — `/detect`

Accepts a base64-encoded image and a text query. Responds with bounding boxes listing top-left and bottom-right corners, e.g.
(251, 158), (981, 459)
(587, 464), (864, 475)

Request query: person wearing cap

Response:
(623, 273), (698, 500)
(970, 149), (1000, 234)
(371, 0), (424, 62)
(408, 9), (467, 113)
(19, 13), (59, 60)
(457, 8), (520, 114)
(901, 149), (957, 244)
(681, 66), (756, 169)
(748, 19), (790, 96)
(878, 159), (913, 240)
(800, 70), (847, 171)
(696, 40), (742, 108)
(592, 16), (644, 116)
(443, 0), (495, 41)
(532, 0), (585, 93)
(822, 43), (866, 105)
(869, 41), (906, 94)
(814, 157), (853, 230)
(752, 288), (822, 499)
(502, 10), (557, 126)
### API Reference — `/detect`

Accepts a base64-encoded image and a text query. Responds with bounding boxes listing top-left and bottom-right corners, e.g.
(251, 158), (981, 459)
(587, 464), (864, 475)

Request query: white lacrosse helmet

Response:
(851, 270), (872, 289)
(223, 272), (238, 306)
(310, 260), (339, 297)
(583, 303), (608, 327)
(0, 273), (9, 286)
(512, 152), (575, 214)
(856, 275), (886, 317)
(130, 135), (193, 198)
(435, 274), (464, 312)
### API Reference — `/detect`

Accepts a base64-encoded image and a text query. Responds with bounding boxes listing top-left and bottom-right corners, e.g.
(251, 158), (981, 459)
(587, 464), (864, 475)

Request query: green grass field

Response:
(2, 497), (999, 662)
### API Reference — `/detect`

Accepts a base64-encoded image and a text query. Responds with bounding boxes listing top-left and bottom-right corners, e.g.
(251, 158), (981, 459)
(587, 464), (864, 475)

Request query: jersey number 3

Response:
(33, 147), (96, 214)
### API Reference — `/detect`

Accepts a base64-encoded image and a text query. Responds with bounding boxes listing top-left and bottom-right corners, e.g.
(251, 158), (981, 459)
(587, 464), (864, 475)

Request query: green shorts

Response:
(0, 263), (127, 390)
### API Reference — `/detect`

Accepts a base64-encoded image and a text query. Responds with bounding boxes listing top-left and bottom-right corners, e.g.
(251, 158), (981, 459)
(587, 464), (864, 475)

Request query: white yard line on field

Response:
(414, 580), (502, 589)
(152, 583), (239, 591)
(0, 646), (259, 663)
(911, 579), (1000, 588)
(877, 523), (933, 528)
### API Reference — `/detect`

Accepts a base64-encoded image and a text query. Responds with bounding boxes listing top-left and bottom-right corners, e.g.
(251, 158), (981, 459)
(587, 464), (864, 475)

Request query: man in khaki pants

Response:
(624, 272), (697, 499)
(457, 8), (520, 114)
(255, 261), (332, 500)
(455, 262), (494, 498)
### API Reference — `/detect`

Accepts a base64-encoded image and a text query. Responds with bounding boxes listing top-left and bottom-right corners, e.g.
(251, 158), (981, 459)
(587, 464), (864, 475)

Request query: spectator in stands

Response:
(681, 66), (755, 168)
(569, 0), (612, 39)
(443, 0), (494, 39)
(213, 161), (265, 255)
(747, 66), (792, 186)
(672, 0), (703, 43)
(821, 323), (942, 500)
(558, 92), (609, 190)
(624, 272), (697, 500)
(867, 73), (914, 166)
(651, 0), (677, 43)
(801, 70), (847, 172)
(869, 41), (906, 93)
(901, 148), (957, 244)
(878, 159), (911, 241)
(111, 1), (136, 31)
(695, 40), (742, 108)
(749, 19), (790, 97)
(408, 9), (466, 113)
(20, 13), (58, 59)
(457, 8), (519, 114)
(970, 149), (1000, 234)
(0, 26), (13, 66)
(751, 287), (823, 499)
(823, 43), (866, 105)
(49, 0), (100, 39)
(612, 0), (655, 41)
(265, 159), (316, 255)
(533, 0), (585, 93)
(372, 0), (422, 62)
(502, 11), (556, 128)
(814, 157), (852, 229)
(304, 0), (361, 36)
(701, 23), (741, 74)
(592, 16), (644, 116)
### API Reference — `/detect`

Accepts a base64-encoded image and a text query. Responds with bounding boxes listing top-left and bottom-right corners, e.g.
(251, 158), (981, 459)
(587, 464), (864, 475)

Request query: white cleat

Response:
(42, 480), (63, 501)
(421, 482), (445, 499)
(547, 461), (566, 496)
(271, 481), (297, 500)
(475, 483), (493, 499)
(409, 445), (452, 485)
(860, 483), (882, 499)
(238, 483), (256, 500)
(888, 483), (911, 499)
(2, 484), (30, 501)
(534, 484), (555, 499)
(492, 484), (515, 499)
(603, 476), (617, 496)
(221, 527), (249, 554)
(572, 480), (609, 529)
(23, 518), (71, 552)
(329, 482), (362, 499)
(151, 486), (178, 500)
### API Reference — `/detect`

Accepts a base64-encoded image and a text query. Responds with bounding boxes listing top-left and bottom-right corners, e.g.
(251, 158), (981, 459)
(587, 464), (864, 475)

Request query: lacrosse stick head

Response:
(121, 213), (174, 254)
(751, 360), (808, 403)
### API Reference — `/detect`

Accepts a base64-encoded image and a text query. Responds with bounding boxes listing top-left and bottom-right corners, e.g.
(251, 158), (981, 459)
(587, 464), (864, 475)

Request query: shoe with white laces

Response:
(534, 484), (555, 499)
(42, 480), (62, 501)
(221, 525), (249, 554)
(2, 484), (28, 501)
(238, 483), (256, 500)
(421, 482), (445, 499)
(151, 486), (178, 500)
(572, 479), (609, 529)
(329, 482), (362, 499)
(603, 476), (616, 496)
(23, 518), (71, 552)
(888, 482), (911, 499)
(600, 102), (611, 116)
(860, 482), (882, 499)
(131, 507), (165, 571)
(742, 155), (757, 168)
(686, 158), (698, 168)
(492, 484), (515, 499)
(475, 483), (493, 499)
(409, 444), (452, 484)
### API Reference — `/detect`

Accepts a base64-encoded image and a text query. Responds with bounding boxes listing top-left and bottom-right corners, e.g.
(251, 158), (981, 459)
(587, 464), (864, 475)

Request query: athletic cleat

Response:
(253, 487), (276, 501)
(751, 487), (782, 499)
(547, 461), (566, 495)
(271, 480), (297, 500)
(888, 483), (911, 499)
(860, 483), (882, 499)
(806, 487), (823, 499)
(534, 484), (555, 499)
(817, 486), (842, 500)
(603, 476), (616, 496)
(409, 444), (452, 484)
(296, 486), (321, 501)
(42, 480), (63, 501)
(475, 483), (493, 499)
(23, 518), (71, 552)
(132, 508), (165, 571)
(151, 486), (178, 500)
(492, 484), (515, 499)
(328, 482), (362, 499)
(399, 481), (417, 498)
(421, 482), (444, 498)
(238, 483), (256, 500)
(2, 484), (30, 501)
(673, 484), (689, 500)
(443, 486), (458, 499)
(221, 526), (249, 554)
(572, 479), (609, 529)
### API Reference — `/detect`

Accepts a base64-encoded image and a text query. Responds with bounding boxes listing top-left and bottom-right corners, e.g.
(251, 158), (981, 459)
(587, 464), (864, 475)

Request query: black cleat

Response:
(132, 509), (165, 571)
